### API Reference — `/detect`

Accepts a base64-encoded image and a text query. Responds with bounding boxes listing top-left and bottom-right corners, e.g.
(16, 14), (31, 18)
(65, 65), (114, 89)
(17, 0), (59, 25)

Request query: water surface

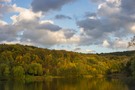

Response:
(0, 78), (134, 90)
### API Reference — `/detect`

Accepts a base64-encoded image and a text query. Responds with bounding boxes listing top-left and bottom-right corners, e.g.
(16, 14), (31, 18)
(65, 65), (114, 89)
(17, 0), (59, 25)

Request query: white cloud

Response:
(1, 0), (135, 51)
(0, 3), (79, 48)
(88, 16), (97, 20)
(130, 25), (135, 33)
(10, 4), (42, 24)
(77, 0), (135, 49)
(40, 20), (54, 24)
(103, 40), (110, 47)
(106, 0), (121, 5)
(98, 1), (120, 16)
(0, 20), (8, 25)
(21, 29), (79, 47)
(113, 39), (128, 49)
(86, 49), (95, 53)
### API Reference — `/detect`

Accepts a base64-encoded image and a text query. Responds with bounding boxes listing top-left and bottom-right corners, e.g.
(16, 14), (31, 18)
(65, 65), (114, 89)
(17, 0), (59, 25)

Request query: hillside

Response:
(0, 44), (135, 79)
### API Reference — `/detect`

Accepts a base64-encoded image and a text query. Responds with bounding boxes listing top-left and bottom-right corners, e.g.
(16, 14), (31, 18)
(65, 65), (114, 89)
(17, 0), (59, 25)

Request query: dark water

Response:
(0, 78), (134, 90)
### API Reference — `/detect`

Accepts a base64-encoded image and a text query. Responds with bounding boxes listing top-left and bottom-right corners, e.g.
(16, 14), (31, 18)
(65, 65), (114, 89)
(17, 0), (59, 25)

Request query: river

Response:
(0, 78), (134, 90)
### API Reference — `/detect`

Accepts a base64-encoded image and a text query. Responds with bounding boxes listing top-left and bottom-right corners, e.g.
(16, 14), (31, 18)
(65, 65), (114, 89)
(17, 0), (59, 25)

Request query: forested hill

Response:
(100, 50), (135, 57)
(0, 44), (135, 79)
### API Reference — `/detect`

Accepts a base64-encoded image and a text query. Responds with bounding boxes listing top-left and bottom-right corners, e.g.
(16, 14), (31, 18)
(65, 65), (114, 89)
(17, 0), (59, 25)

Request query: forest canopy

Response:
(0, 44), (135, 79)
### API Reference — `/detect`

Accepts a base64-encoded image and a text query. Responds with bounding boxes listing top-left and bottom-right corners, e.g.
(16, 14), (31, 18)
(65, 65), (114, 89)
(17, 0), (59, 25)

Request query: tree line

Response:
(0, 44), (135, 79)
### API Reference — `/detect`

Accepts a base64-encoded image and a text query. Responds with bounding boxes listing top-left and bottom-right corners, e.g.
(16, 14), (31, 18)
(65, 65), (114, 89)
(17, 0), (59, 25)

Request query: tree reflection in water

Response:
(0, 78), (132, 90)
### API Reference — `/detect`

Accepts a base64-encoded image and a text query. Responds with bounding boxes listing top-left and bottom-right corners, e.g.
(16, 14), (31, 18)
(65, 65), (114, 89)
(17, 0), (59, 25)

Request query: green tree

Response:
(28, 63), (43, 76)
(0, 64), (10, 76)
(12, 66), (25, 79)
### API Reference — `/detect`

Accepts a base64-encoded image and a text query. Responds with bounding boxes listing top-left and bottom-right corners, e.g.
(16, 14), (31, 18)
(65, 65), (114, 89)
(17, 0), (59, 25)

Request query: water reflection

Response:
(0, 78), (132, 90)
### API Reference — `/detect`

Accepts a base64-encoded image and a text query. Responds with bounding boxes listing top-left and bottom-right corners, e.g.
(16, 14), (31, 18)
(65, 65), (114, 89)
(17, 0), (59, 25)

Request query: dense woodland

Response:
(0, 44), (135, 80)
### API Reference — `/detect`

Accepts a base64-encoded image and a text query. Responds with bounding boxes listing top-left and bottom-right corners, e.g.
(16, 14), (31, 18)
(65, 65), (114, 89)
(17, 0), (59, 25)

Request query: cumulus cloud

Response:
(7, 4), (62, 32)
(54, 14), (72, 20)
(62, 29), (76, 39)
(0, 3), (79, 48)
(31, 0), (76, 12)
(102, 40), (110, 47)
(1, 0), (135, 51)
(0, 20), (7, 25)
(112, 39), (128, 49)
(77, 0), (135, 49)
(21, 29), (79, 47)
(37, 21), (62, 31)
(0, 24), (18, 42)
(10, 4), (42, 24)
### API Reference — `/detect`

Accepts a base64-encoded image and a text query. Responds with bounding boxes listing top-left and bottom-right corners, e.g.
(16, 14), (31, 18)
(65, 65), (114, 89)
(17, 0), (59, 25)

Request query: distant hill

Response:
(0, 44), (135, 79)
(101, 50), (135, 56)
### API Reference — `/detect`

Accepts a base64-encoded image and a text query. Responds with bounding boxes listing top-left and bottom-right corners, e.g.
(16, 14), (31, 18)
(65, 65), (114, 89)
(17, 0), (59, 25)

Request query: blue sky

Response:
(0, 0), (135, 53)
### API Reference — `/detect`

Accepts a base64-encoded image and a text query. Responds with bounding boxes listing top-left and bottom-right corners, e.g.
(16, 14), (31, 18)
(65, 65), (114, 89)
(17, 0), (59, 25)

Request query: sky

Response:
(0, 0), (135, 53)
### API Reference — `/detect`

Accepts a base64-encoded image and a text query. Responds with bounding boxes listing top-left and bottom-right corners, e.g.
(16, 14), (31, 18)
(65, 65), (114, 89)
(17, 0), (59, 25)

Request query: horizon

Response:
(1, 43), (135, 54)
(0, 0), (135, 53)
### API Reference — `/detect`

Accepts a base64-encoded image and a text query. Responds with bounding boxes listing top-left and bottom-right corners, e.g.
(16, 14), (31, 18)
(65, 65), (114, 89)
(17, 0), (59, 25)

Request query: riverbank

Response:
(0, 74), (102, 82)
(0, 73), (134, 84)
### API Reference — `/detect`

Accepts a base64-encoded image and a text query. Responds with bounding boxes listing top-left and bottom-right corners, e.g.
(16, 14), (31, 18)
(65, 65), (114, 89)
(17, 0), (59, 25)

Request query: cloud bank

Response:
(0, 0), (135, 52)
(0, 3), (79, 47)
(77, 0), (135, 49)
